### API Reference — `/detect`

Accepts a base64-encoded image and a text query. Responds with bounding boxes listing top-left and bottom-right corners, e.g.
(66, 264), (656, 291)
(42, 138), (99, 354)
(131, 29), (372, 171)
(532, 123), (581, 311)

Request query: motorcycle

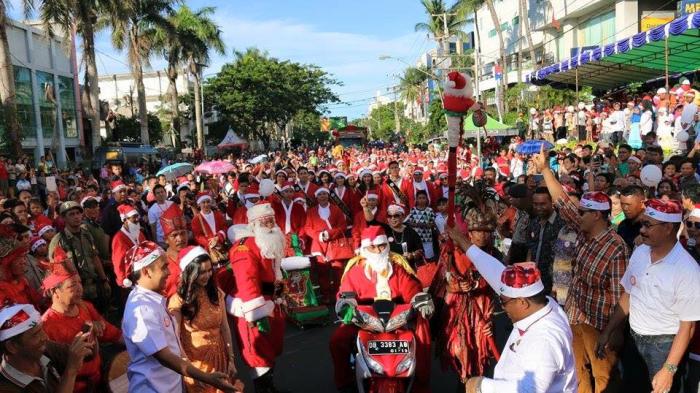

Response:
(339, 291), (428, 393)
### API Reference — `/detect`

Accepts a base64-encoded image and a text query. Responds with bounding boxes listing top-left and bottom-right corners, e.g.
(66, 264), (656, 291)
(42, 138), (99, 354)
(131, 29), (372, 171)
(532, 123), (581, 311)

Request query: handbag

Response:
(322, 236), (355, 262)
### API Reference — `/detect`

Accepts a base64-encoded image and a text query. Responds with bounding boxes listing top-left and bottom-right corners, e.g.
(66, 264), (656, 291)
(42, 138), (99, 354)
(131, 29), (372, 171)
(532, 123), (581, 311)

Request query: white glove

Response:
(411, 292), (435, 319)
(334, 297), (358, 316)
(319, 230), (329, 242)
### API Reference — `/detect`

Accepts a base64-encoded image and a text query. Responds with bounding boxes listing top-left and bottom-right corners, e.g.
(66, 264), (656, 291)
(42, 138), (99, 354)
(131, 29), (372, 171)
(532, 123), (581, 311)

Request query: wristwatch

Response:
(664, 363), (678, 374)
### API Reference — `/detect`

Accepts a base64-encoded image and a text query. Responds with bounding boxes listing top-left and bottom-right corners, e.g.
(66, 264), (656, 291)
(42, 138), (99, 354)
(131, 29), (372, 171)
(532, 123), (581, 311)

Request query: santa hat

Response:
(387, 203), (405, 216)
(358, 168), (372, 178)
(30, 237), (46, 253)
(247, 202), (275, 223)
(42, 260), (76, 293)
(111, 180), (127, 193)
(627, 156), (642, 165)
(280, 181), (294, 192)
(580, 192), (611, 211)
(122, 241), (165, 287)
(36, 221), (55, 238)
(176, 182), (190, 193)
(690, 203), (700, 219)
(334, 172), (347, 179)
(360, 226), (389, 249)
(178, 245), (209, 272)
(315, 187), (330, 197)
(80, 196), (97, 207)
(644, 199), (683, 223)
(366, 189), (379, 200)
(196, 192), (212, 205)
(275, 169), (288, 177)
(160, 203), (186, 238)
(498, 262), (545, 298)
(244, 183), (260, 199)
(118, 204), (139, 221)
(0, 304), (41, 342)
(413, 167), (424, 175)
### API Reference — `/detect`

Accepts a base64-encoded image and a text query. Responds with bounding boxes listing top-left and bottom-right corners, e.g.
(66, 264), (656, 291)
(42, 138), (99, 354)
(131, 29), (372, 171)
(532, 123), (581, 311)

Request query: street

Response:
(232, 310), (512, 392)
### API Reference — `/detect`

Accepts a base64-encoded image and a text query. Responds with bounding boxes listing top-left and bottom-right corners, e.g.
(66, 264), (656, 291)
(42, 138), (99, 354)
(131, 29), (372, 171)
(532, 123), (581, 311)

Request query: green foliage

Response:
(426, 98), (446, 137)
(415, 0), (470, 42)
(450, 49), (474, 74)
(291, 110), (331, 146)
(112, 114), (164, 143)
(505, 83), (594, 113)
(203, 49), (341, 148)
(367, 102), (404, 141)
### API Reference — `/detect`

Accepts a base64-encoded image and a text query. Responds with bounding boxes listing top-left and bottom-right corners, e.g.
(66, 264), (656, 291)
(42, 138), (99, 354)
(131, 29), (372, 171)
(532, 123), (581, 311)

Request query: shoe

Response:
(338, 385), (358, 393)
(252, 371), (291, 393)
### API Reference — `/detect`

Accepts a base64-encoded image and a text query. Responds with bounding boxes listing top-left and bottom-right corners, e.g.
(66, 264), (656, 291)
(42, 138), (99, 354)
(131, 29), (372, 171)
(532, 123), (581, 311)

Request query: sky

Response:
(11, 0), (440, 120)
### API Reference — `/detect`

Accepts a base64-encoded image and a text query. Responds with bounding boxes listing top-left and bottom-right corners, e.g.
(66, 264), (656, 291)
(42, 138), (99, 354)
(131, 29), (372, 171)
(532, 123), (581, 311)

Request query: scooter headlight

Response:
(395, 343), (416, 375)
(360, 343), (385, 375)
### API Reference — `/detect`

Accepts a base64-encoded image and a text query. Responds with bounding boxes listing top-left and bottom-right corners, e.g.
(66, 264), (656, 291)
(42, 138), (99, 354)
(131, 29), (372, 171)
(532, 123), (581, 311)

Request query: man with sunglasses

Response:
(446, 226), (577, 393)
(597, 199), (700, 393)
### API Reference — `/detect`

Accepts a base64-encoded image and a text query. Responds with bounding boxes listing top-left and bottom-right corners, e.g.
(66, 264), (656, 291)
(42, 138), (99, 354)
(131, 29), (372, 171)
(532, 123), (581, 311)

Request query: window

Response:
(36, 71), (55, 140)
(14, 67), (35, 138)
(578, 10), (616, 47)
(512, 16), (520, 26)
(58, 76), (78, 138)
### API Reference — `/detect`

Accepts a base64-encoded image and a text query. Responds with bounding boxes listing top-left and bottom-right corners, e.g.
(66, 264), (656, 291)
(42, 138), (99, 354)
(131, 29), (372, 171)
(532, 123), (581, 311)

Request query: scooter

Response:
(339, 292), (425, 393)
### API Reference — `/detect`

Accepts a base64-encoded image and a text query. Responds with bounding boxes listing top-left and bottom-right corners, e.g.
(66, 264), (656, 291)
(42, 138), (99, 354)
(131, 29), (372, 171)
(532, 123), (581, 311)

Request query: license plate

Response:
(367, 340), (410, 355)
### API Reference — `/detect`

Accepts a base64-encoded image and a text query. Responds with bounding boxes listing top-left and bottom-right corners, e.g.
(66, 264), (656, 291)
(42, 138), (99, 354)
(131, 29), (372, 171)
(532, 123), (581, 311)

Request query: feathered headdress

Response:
(457, 181), (498, 231)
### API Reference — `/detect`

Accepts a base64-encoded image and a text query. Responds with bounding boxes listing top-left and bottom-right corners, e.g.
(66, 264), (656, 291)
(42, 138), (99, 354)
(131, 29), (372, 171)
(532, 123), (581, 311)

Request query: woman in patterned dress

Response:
(406, 190), (438, 261)
(169, 246), (243, 393)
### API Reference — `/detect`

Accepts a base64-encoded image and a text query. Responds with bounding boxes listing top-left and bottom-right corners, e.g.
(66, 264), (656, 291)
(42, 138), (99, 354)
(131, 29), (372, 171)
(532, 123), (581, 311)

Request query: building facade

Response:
(3, 19), (82, 167)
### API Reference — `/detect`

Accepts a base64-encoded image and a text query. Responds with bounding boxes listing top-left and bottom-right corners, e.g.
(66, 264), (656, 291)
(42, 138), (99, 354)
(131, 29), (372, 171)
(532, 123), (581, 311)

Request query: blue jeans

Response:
(685, 358), (700, 393)
(632, 330), (685, 393)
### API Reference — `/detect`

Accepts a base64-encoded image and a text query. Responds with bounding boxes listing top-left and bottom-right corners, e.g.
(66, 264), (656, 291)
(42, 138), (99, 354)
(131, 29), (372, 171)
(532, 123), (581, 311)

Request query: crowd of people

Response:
(1, 81), (700, 393)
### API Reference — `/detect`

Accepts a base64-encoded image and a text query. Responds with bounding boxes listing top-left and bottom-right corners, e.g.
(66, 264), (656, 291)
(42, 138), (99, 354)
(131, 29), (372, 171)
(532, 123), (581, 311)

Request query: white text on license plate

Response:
(368, 340), (410, 355)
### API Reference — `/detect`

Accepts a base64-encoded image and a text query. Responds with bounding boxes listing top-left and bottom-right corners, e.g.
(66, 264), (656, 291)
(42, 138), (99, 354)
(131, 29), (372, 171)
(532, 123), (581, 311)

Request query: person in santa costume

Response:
(330, 171), (358, 217)
(191, 192), (227, 255)
(112, 204), (146, 287)
(402, 167), (436, 209)
(380, 160), (410, 213)
(351, 190), (386, 250)
(160, 203), (188, 298)
(227, 182), (261, 225)
(302, 187), (350, 303)
(330, 226), (434, 393)
(295, 166), (318, 207)
(446, 226), (577, 393)
(271, 181), (307, 256)
(221, 202), (287, 393)
(0, 226), (42, 309)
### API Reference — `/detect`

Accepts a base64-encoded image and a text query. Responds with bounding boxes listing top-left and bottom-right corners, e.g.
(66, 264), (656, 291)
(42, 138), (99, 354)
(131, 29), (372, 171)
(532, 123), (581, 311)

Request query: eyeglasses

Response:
(388, 214), (403, 218)
(687, 221), (700, 230)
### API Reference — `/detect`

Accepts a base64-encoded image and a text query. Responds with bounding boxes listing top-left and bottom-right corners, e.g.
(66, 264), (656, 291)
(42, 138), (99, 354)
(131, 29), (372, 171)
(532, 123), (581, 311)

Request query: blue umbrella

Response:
(516, 139), (554, 154)
(156, 162), (194, 180)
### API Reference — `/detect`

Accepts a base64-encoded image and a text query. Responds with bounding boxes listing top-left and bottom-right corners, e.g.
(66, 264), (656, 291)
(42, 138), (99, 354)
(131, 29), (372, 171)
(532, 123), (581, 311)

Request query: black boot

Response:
(253, 371), (291, 393)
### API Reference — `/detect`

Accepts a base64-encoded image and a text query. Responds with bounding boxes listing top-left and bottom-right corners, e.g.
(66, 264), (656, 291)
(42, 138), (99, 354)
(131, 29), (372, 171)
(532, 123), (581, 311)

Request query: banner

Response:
(320, 116), (347, 132)
(640, 11), (675, 31)
(680, 0), (700, 15)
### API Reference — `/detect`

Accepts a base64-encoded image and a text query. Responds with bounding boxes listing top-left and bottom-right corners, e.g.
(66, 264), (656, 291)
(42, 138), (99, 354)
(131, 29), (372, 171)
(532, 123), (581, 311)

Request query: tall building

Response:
(2, 19), (82, 167)
(473, 0), (677, 95)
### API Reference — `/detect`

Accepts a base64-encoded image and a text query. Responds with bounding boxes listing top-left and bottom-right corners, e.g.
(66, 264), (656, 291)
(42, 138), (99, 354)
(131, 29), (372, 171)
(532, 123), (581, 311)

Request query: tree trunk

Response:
(130, 30), (149, 145)
(191, 62), (204, 150)
(473, 10), (481, 102)
(82, 20), (102, 153)
(485, 0), (507, 111)
(521, 0), (538, 70)
(0, 8), (23, 157)
(166, 57), (181, 149)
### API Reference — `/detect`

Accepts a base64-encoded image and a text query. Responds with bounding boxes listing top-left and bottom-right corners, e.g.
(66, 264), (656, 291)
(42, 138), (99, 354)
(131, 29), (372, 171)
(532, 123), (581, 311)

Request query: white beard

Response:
(127, 222), (141, 241)
(360, 247), (390, 273)
(251, 222), (286, 262)
(245, 200), (255, 209)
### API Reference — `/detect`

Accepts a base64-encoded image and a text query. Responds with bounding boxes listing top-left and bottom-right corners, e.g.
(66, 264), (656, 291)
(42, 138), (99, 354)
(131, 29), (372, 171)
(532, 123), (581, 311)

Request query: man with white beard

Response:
(329, 225), (434, 393)
(221, 202), (287, 393)
(111, 204), (146, 287)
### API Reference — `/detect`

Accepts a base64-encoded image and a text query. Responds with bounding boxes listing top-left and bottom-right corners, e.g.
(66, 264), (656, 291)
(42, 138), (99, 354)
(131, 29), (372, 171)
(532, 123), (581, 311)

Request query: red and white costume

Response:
(227, 183), (260, 224)
(111, 205), (146, 287)
(271, 196), (307, 256)
(191, 198), (227, 249)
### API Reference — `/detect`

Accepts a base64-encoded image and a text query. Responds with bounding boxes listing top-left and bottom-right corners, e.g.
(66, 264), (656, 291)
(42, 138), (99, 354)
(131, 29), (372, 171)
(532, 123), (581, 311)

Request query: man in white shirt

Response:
(598, 199), (700, 393)
(148, 184), (173, 247)
(121, 241), (237, 393)
(447, 227), (577, 393)
(609, 102), (626, 145)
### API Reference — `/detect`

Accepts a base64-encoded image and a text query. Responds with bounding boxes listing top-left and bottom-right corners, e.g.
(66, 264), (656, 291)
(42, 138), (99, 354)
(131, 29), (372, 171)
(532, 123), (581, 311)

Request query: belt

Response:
(261, 282), (275, 296)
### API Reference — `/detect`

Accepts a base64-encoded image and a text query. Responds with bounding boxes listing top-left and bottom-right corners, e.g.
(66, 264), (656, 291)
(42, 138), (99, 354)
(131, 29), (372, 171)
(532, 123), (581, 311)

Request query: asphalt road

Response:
(232, 310), (512, 393)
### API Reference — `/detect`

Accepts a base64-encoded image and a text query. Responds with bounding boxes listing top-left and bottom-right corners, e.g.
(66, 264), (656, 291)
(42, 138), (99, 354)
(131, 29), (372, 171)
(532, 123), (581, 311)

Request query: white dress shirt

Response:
(122, 285), (183, 393)
(466, 246), (578, 393)
(621, 242), (700, 335)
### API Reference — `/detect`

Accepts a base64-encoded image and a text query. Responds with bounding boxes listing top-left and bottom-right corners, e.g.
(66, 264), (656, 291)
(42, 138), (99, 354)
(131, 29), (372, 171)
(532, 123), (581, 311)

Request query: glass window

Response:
(578, 11), (616, 47)
(58, 76), (78, 138)
(36, 71), (56, 139)
(14, 67), (35, 138)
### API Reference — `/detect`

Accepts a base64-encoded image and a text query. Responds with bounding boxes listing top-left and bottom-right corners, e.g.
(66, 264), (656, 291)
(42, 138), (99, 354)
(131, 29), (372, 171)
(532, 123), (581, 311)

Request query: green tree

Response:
(398, 67), (429, 120)
(426, 98), (447, 137)
(368, 102), (406, 141)
(290, 110), (331, 147)
(41, 0), (110, 154)
(203, 49), (340, 149)
(415, 0), (470, 55)
(112, 113), (164, 143)
(106, 0), (175, 145)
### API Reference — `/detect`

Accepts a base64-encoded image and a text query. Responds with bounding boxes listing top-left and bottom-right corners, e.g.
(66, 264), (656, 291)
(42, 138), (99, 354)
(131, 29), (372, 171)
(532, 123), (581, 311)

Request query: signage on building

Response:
(680, 0), (700, 15)
(320, 116), (347, 132)
(640, 11), (675, 31)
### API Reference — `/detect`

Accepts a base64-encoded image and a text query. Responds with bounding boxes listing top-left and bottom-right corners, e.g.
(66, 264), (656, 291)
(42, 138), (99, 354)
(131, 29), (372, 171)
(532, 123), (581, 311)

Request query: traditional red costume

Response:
(111, 205), (146, 287)
(159, 203), (187, 298)
(191, 209), (227, 249)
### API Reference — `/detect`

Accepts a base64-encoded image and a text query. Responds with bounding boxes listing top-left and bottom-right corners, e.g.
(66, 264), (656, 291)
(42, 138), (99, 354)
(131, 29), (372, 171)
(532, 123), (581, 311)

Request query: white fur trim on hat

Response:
(334, 172), (347, 179)
(366, 192), (379, 200)
(315, 187), (330, 197)
(387, 204), (405, 215)
(690, 208), (700, 219)
(179, 246), (209, 271)
(465, 246), (544, 298)
(645, 206), (682, 223)
(119, 208), (138, 222)
(579, 197), (610, 211)
(38, 225), (55, 238)
(0, 304), (41, 342)
(247, 203), (275, 222)
(244, 192), (260, 199)
(31, 239), (47, 253)
(197, 194), (212, 205)
(176, 183), (190, 192)
(360, 234), (388, 249)
(133, 248), (164, 272)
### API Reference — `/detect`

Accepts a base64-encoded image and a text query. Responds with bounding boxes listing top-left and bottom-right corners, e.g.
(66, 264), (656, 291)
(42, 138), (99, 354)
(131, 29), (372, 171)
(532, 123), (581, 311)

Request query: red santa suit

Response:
(217, 203), (285, 378)
(329, 228), (431, 393)
(380, 176), (409, 212)
(226, 183), (260, 224)
(330, 183), (357, 225)
(191, 208), (227, 249)
(111, 205), (146, 287)
(303, 199), (350, 301)
(159, 203), (187, 298)
(401, 176), (436, 209)
(271, 199), (307, 256)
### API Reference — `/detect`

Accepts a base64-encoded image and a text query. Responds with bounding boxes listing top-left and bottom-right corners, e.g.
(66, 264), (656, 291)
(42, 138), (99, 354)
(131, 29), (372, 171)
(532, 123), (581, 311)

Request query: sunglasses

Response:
(687, 221), (700, 230)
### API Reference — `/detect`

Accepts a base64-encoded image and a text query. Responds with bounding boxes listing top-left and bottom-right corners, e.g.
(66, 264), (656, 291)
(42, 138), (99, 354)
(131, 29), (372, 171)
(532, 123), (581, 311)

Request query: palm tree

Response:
(415, 0), (469, 67)
(151, 5), (224, 150)
(41, 0), (109, 154)
(106, 0), (175, 145)
(0, 1), (34, 156)
(399, 66), (429, 120)
(520, 0), (537, 70)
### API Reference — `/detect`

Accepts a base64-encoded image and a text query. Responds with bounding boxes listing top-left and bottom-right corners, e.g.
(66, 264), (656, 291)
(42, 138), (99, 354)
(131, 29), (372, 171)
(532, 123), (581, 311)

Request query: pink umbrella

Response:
(195, 160), (236, 174)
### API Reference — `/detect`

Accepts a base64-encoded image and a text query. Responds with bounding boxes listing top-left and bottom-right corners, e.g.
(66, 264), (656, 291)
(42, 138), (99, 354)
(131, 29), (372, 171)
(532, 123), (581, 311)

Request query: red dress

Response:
(223, 238), (285, 368)
(191, 211), (227, 249)
(42, 301), (122, 393)
(271, 200), (307, 256)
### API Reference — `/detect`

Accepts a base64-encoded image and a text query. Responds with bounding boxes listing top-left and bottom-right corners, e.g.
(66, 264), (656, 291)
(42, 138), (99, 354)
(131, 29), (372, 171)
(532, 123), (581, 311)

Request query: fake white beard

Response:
(127, 222), (141, 240)
(245, 200), (255, 209)
(251, 222), (286, 261)
(361, 247), (390, 273)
